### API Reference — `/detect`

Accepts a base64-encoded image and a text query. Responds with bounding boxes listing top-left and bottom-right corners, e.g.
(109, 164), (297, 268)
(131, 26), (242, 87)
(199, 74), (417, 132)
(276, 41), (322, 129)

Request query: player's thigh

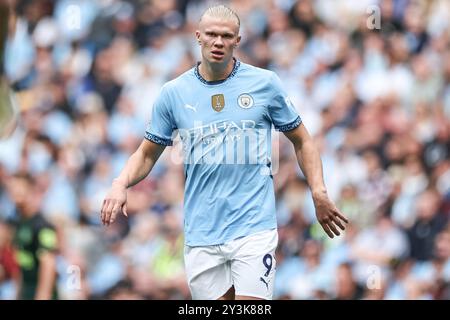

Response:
(230, 229), (278, 300)
(184, 245), (232, 300)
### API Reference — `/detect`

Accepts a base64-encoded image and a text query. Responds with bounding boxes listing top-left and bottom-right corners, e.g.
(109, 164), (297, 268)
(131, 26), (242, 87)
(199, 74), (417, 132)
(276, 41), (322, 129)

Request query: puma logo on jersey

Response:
(184, 104), (197, 112)
(260, 277), (270, 290)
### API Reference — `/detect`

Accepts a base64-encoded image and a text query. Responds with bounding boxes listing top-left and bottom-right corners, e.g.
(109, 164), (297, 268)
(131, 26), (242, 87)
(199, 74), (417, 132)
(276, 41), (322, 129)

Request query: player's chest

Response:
(173, 88), (269, 129)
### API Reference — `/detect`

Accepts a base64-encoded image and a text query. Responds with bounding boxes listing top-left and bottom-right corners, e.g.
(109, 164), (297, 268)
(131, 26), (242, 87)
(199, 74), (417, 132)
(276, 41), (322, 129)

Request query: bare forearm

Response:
(102, 140), (164, 225)
(114, 141), (164, 188)
(293, 138), (327, 198)
(285, 124), (348, 238)
(35, 253), (56, 300)
(114, 150), (155, 188)
(284, 125), (327, 197)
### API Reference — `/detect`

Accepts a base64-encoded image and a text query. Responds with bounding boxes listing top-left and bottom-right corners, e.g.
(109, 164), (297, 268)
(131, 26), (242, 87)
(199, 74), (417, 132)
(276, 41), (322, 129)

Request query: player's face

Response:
(7, 177), (30, 213)
(7, 176), (39, 217)
(196, 16), (241, 66)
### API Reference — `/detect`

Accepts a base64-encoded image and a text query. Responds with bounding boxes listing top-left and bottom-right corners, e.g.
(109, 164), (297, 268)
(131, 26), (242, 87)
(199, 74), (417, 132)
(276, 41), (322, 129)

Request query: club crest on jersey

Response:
(238, 93), (254, 109)
(211, 94), (225, 112)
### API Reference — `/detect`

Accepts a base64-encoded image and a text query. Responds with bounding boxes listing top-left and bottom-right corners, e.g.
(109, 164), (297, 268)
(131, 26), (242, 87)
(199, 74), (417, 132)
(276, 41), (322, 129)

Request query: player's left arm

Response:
(35, 251), (56, 300)
(283, 123), (349, 238)
(35, 227), (58, 300)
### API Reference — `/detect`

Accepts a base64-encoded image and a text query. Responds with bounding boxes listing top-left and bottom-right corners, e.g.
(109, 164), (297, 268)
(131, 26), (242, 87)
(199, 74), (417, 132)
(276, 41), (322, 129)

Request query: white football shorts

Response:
(184, 228), (278, 300)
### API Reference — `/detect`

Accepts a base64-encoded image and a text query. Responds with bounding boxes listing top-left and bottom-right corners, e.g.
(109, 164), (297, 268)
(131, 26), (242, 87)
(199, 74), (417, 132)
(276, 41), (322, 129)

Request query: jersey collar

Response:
(194, 58), (240, 85)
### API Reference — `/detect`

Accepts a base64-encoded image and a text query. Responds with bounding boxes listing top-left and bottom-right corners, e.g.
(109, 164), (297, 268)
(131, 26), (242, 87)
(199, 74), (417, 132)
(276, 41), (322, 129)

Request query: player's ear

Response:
(235, 35), (241, 47)
(195, 30), (201, 45)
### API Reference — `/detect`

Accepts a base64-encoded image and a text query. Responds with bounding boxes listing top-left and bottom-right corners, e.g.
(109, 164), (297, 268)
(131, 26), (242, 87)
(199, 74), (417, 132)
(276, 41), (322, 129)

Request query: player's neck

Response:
(198, 58), (235, 82)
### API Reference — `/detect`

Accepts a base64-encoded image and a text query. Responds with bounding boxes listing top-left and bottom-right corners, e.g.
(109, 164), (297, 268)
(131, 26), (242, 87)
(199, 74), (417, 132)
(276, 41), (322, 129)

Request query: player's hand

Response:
(101, 181), (128, 226)
(312, 192), (348, 238)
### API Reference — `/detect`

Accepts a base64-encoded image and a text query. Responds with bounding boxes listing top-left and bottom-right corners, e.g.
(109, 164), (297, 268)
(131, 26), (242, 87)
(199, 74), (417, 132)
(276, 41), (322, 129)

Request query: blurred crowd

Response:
(0, 0), (450, 300)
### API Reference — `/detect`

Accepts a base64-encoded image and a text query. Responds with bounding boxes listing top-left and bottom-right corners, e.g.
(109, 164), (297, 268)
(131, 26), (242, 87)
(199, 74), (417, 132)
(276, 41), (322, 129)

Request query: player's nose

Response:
(214, 36), (224, 47)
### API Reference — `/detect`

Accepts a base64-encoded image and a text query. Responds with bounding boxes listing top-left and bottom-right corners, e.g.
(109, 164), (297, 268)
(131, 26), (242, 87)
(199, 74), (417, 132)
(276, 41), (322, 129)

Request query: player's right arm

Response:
(101, 139), (165, 226)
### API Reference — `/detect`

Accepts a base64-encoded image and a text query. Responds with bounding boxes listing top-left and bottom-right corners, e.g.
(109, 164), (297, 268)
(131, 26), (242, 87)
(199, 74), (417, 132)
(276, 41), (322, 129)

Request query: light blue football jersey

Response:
(145, 60), (302, 246)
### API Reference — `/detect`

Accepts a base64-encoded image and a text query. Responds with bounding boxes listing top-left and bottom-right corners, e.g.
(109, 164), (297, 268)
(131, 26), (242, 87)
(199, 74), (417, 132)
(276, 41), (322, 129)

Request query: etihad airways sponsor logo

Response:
(166, 120), (279, 174)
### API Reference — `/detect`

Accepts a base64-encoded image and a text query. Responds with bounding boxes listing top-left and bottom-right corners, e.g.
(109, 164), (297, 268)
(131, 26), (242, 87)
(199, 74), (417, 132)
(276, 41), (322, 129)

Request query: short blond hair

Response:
(200, 4), (240, 29)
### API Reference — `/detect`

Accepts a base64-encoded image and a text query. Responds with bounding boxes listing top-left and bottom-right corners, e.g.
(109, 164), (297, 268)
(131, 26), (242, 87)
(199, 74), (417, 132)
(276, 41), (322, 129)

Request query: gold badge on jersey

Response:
(211, 94), (225, 112)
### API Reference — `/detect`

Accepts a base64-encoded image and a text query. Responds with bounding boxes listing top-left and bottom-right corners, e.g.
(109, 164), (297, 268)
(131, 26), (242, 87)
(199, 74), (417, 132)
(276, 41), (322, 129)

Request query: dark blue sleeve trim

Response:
(144, 132), (173, 146)
(275, 116), (302, 132)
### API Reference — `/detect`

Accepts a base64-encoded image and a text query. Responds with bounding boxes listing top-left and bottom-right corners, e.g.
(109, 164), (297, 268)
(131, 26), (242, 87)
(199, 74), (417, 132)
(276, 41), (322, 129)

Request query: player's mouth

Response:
(211, 50), (225, 59)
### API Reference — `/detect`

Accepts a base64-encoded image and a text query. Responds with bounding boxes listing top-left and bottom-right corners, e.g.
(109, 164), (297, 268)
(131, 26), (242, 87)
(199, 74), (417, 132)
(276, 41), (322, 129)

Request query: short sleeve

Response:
(268, 72), (302, 132)
(37, 227), (58, 253)
(145, 85), (176, 146)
